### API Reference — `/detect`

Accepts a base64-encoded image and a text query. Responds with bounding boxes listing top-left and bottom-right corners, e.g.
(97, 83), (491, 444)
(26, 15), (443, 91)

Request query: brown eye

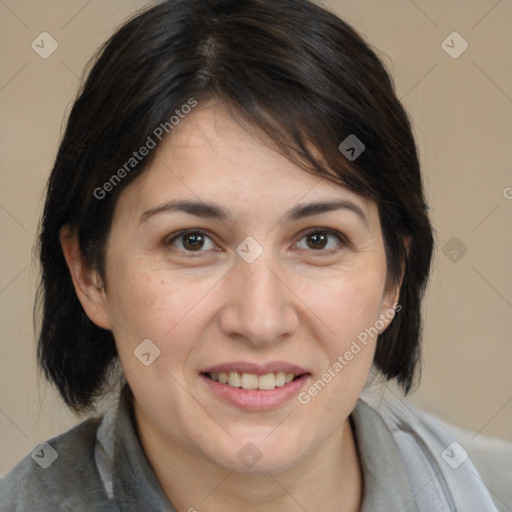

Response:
(296, 229), (345, 253)
(166, 230), (216, 252)
(307, 232), (328, 249)
(182, 232), (205, 250)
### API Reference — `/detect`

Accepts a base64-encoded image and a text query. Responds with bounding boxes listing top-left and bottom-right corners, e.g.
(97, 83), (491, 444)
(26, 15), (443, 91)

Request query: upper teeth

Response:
(208, 371), (296, 390)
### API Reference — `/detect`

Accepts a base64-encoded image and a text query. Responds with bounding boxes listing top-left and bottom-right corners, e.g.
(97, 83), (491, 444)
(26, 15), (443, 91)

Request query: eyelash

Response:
(164, 228), (348, 256)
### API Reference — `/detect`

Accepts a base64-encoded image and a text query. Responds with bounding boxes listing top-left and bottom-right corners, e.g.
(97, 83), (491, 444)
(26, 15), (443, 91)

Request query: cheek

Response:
(299, 268), (385, 347)
(107, 269), (169, 337)
(105, 257), (217, 360)
(295, 273), (384, 425)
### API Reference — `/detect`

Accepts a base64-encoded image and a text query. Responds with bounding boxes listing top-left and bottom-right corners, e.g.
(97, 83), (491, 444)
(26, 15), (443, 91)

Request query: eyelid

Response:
(165, 227), (349, 254)
(298, 227), (348, 241)
(165, 228), (217, 251)
(294, 227), (349, 252)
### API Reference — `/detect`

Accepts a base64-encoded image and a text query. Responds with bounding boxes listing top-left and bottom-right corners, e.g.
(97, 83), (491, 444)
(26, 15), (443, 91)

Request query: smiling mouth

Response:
(202, 371), (306, 391)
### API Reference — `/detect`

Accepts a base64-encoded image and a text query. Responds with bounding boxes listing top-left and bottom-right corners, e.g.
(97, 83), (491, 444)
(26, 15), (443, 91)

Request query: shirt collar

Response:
(351, 398), (419, 512)
(112, 387), (176, 511)
(111, 388), (418, 511)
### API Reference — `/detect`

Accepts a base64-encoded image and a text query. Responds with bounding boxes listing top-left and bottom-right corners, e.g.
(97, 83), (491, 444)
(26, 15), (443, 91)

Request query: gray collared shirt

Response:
(109, 389), (419, 511)
(0, 386), (498, 511)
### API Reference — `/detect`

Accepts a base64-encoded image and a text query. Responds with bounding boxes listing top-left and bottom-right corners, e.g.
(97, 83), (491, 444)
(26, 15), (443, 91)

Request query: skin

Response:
(61, 99), (401, 511)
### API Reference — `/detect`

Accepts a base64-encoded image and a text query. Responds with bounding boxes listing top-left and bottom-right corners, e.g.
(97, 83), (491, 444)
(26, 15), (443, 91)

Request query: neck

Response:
(134, 405), (363, 512)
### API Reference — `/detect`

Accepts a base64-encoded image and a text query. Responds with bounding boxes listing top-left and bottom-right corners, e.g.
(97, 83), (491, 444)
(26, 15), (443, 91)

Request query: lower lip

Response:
(200, 374), (310, 411)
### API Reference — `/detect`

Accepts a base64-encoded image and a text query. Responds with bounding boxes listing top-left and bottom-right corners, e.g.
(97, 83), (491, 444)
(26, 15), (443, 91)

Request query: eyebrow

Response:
(140, 198), (369, 227)
(285, 199), (368, 227)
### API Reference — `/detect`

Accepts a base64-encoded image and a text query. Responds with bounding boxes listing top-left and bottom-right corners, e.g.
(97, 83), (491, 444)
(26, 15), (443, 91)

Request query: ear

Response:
(377, 236), (410, 332)
(60, 225), (112, 330)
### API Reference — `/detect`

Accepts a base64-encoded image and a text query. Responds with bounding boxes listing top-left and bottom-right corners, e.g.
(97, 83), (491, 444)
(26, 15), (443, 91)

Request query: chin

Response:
(202, 433), (308, 474)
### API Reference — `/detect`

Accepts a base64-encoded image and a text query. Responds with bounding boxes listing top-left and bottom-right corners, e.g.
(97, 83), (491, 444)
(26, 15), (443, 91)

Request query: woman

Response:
(0, 0), (498, 510)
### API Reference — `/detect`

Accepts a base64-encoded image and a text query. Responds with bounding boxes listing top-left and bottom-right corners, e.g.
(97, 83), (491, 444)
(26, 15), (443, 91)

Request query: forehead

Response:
(154, 100), (314, 185)
(113, 100), (379, 227)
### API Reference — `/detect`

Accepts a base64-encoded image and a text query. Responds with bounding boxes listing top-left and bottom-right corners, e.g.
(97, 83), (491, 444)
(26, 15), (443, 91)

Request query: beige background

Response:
(1, 0), (511, 479)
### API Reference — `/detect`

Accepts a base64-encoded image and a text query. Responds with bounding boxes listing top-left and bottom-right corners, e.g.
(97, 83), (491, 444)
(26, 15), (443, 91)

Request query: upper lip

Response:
(201, 361), (309, 376)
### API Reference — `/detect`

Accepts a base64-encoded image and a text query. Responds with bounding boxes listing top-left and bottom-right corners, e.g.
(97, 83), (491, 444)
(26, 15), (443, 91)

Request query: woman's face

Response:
(98, 100), (399, 473)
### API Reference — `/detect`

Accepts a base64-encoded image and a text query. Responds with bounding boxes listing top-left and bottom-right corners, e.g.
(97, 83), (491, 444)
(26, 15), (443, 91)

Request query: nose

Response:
(218, 254), (299, 347)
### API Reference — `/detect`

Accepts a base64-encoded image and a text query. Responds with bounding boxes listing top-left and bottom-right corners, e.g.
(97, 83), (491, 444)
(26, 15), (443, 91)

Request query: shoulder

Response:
(359, 386), (503, 511)
(0, 416), (115, 512)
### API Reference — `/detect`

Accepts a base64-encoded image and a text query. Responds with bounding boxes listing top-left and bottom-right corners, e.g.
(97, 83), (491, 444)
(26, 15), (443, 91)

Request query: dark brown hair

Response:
(37, 0), (434, 412)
